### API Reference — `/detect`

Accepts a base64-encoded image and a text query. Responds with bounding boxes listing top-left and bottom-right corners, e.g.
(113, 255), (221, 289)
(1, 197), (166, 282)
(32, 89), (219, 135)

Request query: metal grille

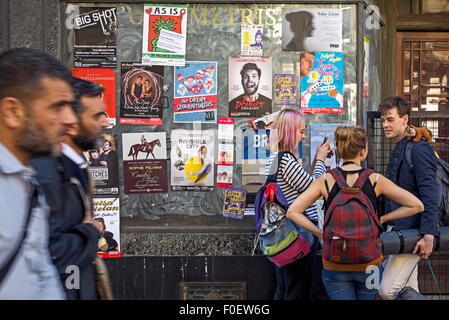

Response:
(410, 118), (449, 163)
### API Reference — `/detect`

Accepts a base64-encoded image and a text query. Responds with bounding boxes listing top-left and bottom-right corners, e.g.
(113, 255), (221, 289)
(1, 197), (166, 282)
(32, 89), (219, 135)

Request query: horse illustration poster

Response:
(173, 61), (217, 123)
(72, 67), (116, 127)
(119, 62), (164, 125)
(72, 6), (117, 68)
(92, 197), (121, 259)
(300, 52), (344, 113)
(122, 132), (168, 194)
(228, 56), (272, 118)
(85, 133), (119, 195)
(171, 129), (215, 192)
(142, 4), (187, 66)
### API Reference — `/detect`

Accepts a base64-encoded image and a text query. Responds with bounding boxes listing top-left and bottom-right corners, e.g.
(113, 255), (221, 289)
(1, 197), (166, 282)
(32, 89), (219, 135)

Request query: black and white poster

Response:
(282, 8), (342, 52)
(73, 7), (117, 68)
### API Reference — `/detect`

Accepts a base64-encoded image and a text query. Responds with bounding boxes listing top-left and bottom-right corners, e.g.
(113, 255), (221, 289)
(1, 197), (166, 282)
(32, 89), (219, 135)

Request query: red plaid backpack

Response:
(322, 168), (383, 266)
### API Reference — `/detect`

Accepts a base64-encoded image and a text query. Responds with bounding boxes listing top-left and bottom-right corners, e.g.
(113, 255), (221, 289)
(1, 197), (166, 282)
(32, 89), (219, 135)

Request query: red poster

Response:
(72, 68), (117, 127)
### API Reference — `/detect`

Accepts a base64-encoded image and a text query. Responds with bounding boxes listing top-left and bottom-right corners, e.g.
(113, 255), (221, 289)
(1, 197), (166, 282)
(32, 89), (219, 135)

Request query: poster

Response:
(72, 67), (116, 127)
(174, 61), (217, 123)
(217, 143), (234, 187)
(93, 197), (121, 258)
(274, 74), (297, 105)
(122, 132), (168, 194)
(300, 52), (344, 113)
(218, 118), (234, 141)
(222, 188), (247, 220)
(229, 56), (272, 118)
(363, 37), (370, 98)
(142, 4), (188, 66)
(85, 133), (119, 195)
(242, 129), (271, 195)
(248, 110), (280, 129)
(282, 8), (342, 52)
(171, 129), (215, 192)
(119, 62), (164, 125)
(217, 165), (233, 188)
(310, 123), (345, 170)
(241, 25), (263, 56)
(73, 7), (117, 68)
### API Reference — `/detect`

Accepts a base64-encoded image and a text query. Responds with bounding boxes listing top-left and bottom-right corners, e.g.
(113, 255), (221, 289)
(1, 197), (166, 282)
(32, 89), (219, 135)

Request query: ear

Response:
(0, 97), (26, 129)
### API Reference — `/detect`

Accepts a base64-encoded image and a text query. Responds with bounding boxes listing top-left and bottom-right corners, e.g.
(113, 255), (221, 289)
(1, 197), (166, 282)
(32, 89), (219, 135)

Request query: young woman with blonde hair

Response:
(265, 108), (330, 300)
(286, 125), (423, 300)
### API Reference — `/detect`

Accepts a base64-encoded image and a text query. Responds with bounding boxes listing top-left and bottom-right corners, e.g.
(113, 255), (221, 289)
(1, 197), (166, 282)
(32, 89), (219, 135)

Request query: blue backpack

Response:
(254, 151), (314, 267)
(405, 140), (449, 226)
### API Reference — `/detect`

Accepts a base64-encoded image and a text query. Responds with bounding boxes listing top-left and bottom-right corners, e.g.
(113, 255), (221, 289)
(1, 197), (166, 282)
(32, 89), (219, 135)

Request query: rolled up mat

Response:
(380, 226), (449, 256)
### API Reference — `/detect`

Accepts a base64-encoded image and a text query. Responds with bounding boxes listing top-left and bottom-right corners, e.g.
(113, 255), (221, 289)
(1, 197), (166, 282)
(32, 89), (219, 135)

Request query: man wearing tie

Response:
(30, 78), (109, 299)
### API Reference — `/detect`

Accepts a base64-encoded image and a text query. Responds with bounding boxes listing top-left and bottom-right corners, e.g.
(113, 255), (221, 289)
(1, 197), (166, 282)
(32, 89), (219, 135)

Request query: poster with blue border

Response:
(310, 123), (347, 169)
(174, 61), (217, 123)
(242, 129), (302, 195)
(300, 52), (344, 113)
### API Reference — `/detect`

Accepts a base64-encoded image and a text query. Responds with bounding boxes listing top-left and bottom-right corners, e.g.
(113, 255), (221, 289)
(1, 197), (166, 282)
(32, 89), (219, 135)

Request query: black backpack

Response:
(405, 140), (449, 226)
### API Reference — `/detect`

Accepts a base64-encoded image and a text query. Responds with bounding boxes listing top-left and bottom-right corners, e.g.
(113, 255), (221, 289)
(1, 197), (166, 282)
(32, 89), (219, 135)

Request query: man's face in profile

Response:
(242, 69), (260, 96)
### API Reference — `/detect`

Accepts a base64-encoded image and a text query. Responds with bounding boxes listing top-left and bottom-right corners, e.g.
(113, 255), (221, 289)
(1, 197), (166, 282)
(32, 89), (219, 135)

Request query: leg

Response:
(321, 269), (356, 300)
(354, 267), (383, 300)
(378, 254), (420, 300)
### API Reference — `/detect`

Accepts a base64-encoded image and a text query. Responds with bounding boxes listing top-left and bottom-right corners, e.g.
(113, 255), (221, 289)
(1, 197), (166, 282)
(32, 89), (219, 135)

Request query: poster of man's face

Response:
(228, 57), (272, 118)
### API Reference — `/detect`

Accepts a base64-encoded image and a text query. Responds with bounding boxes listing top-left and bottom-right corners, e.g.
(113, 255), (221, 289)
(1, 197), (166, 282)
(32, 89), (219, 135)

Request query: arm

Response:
(308, 139), (330, 175)
(286, 176), (325, 239)
(410, 142), (439, 258)
(375, 174), (424, 225)
(190, 159), (210, 175)
(281, 155), (323, 194)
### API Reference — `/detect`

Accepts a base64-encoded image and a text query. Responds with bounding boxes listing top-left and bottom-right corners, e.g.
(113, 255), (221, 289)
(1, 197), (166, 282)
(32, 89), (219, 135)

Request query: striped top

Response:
(265, 152), (326, 223)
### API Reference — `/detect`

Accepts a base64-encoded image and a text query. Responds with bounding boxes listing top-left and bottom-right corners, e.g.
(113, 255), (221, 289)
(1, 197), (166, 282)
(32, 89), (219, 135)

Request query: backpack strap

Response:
(328, 168), (350, 190)
(266, 151), (297, 183)
(405, 140), (414, 171)
(352, 168), (375, 189)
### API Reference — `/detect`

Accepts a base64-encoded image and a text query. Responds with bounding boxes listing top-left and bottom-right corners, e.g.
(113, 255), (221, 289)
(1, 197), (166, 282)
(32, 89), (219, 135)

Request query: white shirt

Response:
(0, 142), (65, 299)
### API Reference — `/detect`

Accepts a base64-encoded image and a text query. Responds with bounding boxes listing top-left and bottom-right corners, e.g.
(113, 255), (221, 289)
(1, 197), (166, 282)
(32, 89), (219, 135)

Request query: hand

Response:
(413, 234), (434, 259)
(328, 89), (339, 98)
(315, 139), (330, 162)
(83, 217), (103, 233)
(317, 230), (324, 240)
(100, 161), (108, 166)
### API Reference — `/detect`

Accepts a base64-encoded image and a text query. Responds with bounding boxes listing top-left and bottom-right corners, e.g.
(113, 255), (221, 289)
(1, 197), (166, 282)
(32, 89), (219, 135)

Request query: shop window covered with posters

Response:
(63, 1), (364, 255)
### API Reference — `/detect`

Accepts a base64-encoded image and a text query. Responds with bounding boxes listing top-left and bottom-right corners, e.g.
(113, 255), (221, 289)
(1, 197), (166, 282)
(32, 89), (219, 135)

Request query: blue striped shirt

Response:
(265, 152), (326, 223)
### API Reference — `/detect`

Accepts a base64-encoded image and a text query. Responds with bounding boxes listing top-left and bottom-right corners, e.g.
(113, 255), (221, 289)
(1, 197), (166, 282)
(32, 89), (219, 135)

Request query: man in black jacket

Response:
(30, 78), (109, 299)
(377, 96), (440, 300)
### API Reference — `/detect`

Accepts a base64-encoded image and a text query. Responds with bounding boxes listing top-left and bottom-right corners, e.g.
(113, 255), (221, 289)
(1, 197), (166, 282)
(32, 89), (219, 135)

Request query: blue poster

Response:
(242, 129), (302, 194)
(300, 52), (344, 113)
(174, 61), (217, 123)
(310, 123), (347, 169)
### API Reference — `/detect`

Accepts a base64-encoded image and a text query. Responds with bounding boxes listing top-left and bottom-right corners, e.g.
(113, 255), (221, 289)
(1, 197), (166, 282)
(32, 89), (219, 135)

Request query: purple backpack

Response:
(254, 152), (314, 267)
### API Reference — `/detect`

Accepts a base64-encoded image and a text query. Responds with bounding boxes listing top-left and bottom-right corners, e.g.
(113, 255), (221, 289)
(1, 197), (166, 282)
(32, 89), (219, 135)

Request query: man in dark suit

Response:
(30, 78), (109, 300)
(229, 62), (272, 117)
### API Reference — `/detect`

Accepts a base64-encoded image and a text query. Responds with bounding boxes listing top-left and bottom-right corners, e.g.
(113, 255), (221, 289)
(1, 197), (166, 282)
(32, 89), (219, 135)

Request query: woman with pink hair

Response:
(265, 108), (330, 300)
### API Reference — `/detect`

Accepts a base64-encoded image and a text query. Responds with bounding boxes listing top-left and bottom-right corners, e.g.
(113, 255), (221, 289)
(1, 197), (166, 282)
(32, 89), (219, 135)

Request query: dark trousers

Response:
(274, 238), (328, 300)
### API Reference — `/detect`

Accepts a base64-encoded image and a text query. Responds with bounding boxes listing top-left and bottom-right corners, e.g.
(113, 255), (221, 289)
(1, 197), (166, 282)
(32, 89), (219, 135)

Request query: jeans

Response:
(322, 266), (383, 300)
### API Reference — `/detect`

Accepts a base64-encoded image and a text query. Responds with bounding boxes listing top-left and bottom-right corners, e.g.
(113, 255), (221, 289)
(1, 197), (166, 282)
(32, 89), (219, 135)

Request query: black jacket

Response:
(30, 155), (101, 300)
(385, 137), (440, 235)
